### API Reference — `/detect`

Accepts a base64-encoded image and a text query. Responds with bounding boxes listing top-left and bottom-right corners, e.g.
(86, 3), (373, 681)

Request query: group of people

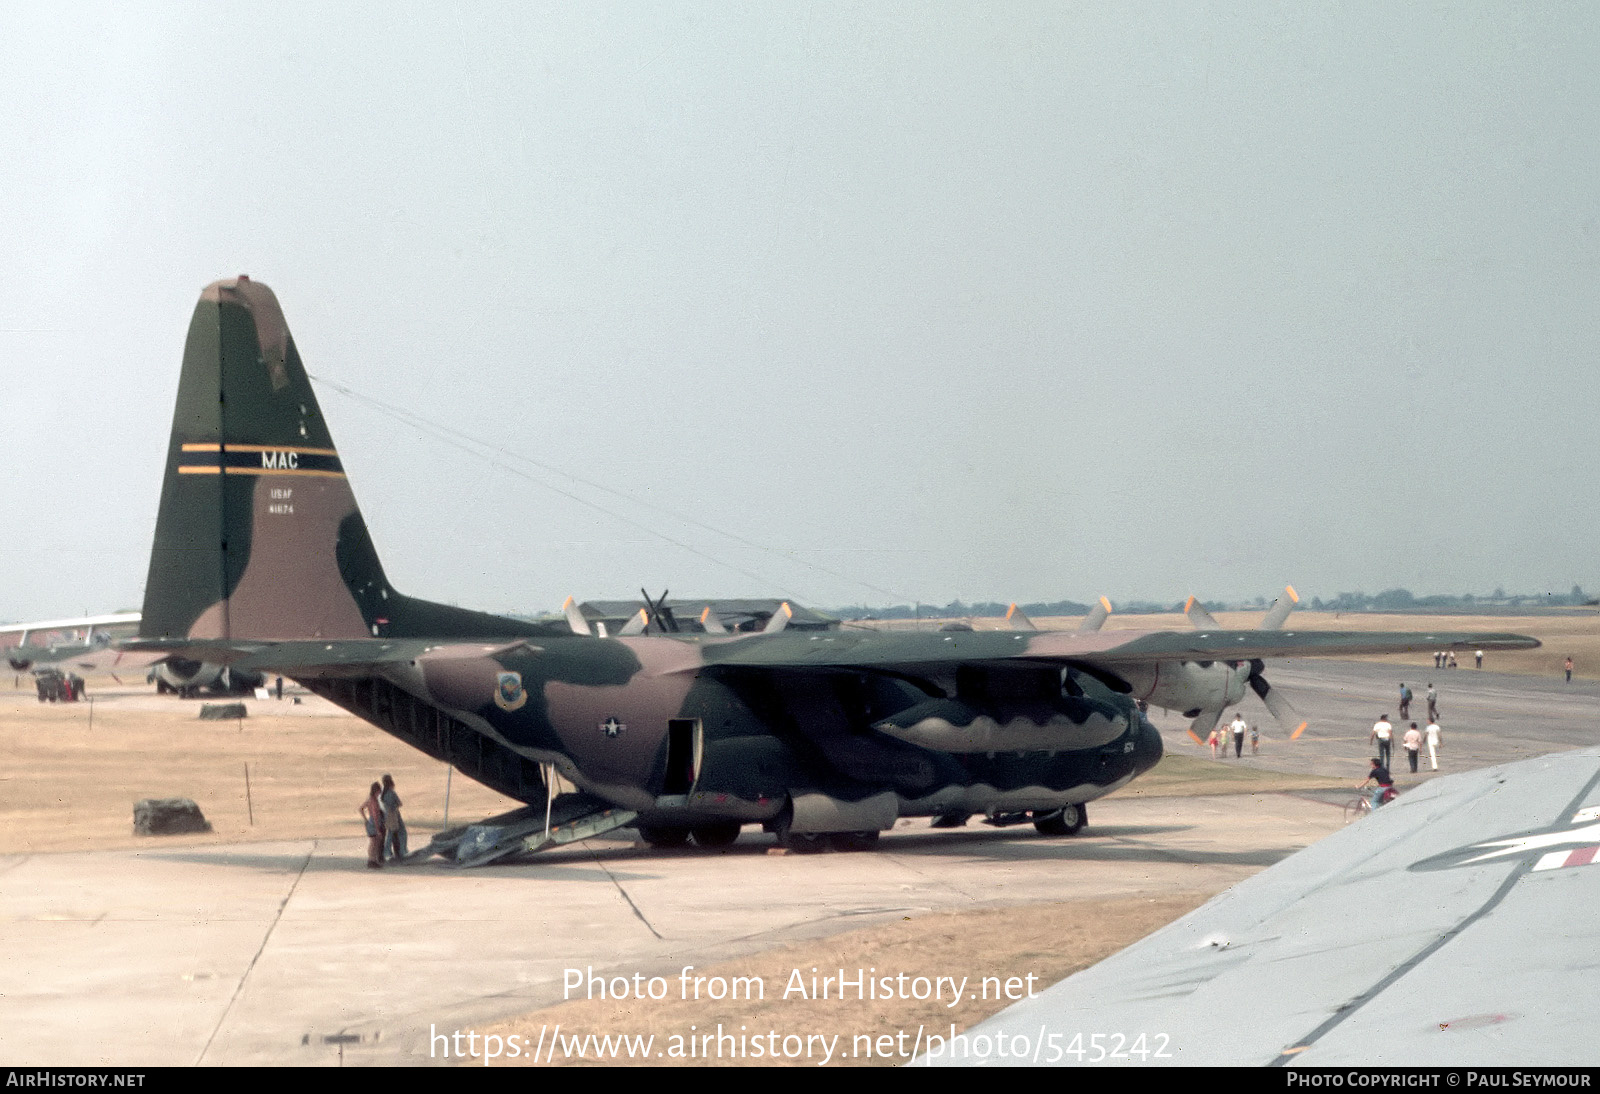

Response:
(1362, 707), (1445, 810)
(1370, 712), (1442, 774)
(360, 774), (408, 869)
(1431, 650), (1485, 670)
(1206, 714), (1259, 758)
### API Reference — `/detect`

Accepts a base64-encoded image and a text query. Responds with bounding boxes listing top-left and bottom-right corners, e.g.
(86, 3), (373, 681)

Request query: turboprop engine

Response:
(1117, 659), (1251, 718)
(153, 658), (264, 697)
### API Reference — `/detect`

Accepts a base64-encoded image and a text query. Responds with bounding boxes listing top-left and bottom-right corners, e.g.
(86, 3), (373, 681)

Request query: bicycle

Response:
(1344, 785), (1396, 823)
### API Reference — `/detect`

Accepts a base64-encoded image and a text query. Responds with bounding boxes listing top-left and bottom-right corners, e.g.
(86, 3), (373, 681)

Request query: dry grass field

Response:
(0, 681), (519, 854)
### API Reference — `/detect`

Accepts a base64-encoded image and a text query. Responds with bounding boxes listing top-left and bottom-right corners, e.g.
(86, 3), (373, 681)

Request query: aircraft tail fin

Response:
(141, 278), (531, 643)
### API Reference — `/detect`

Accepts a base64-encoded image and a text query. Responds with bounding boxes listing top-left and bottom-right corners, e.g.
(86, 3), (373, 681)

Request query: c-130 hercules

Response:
(131, 278), (1539, 863)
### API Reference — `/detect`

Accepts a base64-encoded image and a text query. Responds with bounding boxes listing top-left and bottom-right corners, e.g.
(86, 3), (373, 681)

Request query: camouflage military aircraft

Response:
(128, 278), (1540, 860)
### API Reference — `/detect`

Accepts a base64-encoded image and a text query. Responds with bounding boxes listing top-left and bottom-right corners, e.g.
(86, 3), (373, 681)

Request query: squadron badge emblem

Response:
(493, 671), (528, 712)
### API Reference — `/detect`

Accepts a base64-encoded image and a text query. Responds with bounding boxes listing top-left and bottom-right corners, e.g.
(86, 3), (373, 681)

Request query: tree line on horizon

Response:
(832, 586), (1594, 621)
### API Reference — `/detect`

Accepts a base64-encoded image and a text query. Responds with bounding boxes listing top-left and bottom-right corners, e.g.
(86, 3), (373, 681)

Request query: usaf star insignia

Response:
(1411, 805), (1600, 873)
(493, 671), (527, 712)
(600, 716), (626, 739)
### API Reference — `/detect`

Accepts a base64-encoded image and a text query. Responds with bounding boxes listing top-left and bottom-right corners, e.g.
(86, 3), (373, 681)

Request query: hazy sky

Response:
(3, 3), (1596, 623)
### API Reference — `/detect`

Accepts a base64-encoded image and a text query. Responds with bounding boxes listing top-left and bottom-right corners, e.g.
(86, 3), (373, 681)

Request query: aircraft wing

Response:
(700, 628), (1539, 674)
(927, 747), (1600, 1067)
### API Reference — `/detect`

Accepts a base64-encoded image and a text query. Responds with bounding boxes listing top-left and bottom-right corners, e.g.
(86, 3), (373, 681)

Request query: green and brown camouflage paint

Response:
(134, 279), (1535, 841)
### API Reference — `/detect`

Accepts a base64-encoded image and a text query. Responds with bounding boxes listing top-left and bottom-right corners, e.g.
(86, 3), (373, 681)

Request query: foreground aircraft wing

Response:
(931, 746), (1600, 1067)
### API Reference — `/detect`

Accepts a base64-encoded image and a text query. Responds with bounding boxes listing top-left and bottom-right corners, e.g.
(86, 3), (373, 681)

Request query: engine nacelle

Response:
(153, 659), (264, 696)
(1118, 660), (1249, 716)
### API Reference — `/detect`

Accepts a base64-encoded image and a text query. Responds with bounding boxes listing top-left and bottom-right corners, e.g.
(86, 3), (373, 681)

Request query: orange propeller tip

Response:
(1290, 721), (1309, 740)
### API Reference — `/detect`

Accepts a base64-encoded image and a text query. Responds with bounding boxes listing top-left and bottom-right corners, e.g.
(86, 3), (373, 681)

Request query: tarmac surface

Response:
(3, 659), (1595, 1066)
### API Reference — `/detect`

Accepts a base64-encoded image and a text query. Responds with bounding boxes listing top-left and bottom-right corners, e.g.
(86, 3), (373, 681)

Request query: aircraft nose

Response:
(1133, 711), (1164, 774)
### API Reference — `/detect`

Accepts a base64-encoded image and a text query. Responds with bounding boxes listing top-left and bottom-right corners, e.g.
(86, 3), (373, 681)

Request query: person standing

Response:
(1207, 727), (1220, 758)
(1475, 650), (1483, 670)
(1250, 724), (1259, 755)
(1566, 657), (1574, 683)
(1425, 718), (1442, 771)
(1371, 714), (1394, 769)
(1398, 683), (1412, 719)
(380, 774), (407, 862)
(1403, 722), (1423, 773)
(1426, 683), (1438, 723)
(1230, 714), (1248, 758)
(360, 782), (384, 869)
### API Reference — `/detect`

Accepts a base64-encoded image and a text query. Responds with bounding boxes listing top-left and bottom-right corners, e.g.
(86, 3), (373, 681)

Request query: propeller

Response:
(561, 595), (592, 636)
(1185, 586), (1308, 741)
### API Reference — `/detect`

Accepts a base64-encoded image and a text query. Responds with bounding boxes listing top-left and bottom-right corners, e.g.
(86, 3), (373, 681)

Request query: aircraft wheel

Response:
(828, 830), (880, 852)
(772, 809), (828, 853)
(690, 822), (742, 849)
(781, 831), (829, 854)
(637, 825), (691, 849)
(1033, 803), (1086, 836)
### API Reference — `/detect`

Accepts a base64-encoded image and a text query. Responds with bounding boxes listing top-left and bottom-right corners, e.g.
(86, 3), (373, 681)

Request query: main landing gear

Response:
(637, 822), (744, 850)
(980, 803), (1088, 836)
(767, 806), (881, 854)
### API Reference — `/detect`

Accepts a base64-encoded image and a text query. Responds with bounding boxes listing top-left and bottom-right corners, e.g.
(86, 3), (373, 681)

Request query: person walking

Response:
(1403, 722), (1423, 774)
(1566, 657), (1574, 683)
(1426, 683), (1438, 723)
(1475, 650), (1483, 670)
(1230, 714), (1248, 758)
(1371, 714), (1394, 769)
(380, 774), (407, 862)
(1425, 718), (1442, 771)
(360, 782), (384, 869)
(1398, 683), (1412, 719)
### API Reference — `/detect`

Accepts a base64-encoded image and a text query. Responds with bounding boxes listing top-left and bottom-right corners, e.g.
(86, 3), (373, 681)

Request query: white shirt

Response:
(1230, 717), (1247, 736)
(1426, 722), (1441, 744)
(1373, 719), (1393, 740)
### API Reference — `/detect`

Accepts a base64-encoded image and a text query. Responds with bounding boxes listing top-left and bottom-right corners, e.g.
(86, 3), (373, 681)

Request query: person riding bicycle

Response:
(1358, 758), (1395, 811)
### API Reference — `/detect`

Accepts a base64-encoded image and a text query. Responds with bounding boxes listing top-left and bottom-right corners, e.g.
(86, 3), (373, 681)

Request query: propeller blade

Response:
(1189, 707), (1224, 745)
(1078, 596), (1112, 633)
(1004, 603), (1035, 631)
(618, 608), (648, 636)
(561, 595), (592, 636)
(1184, 596), (1222, 630)
(762, 601), (793, 635)
(699, 606), (728, 635)
(1259, 584), (1300, 631)
(1247, 659), (1309, 739)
